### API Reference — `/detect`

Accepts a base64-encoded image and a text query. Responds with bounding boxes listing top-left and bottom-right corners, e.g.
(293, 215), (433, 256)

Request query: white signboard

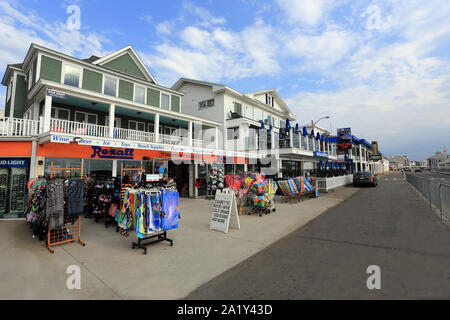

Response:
(210, 188), (240, 233)
(146, 174), (160, 182)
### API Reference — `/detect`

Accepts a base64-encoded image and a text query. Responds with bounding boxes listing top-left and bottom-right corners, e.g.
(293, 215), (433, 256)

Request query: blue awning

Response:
(325, 160), (330, 170)
(328, 136), (338, 143)
(268, 125), (272, 136)
(295, 123), (299, 133)
(316, 132), (321, 140)
(319, 159), (324, 170)
(302, 126), (308, 137)
(259, 120), (265, 129)
(310, 129), (315, 138)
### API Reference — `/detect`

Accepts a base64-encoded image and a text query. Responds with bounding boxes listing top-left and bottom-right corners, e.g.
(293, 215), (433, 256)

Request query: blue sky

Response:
(0, 0), (449, 161)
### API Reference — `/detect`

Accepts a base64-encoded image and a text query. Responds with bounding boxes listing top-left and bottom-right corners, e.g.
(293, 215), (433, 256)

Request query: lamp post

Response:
(311, 116), (330, 173)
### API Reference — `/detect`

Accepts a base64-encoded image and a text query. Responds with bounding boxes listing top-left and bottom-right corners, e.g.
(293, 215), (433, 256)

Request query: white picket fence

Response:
(0, 117), (40, 136)
(317, 174), (353, 192)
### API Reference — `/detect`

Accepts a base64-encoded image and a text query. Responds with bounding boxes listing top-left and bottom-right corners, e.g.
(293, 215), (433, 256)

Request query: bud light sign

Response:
(90, 146), (134, 159)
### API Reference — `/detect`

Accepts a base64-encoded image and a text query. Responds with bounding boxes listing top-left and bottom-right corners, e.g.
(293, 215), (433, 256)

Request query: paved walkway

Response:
(0, 186), (358, 299)
(187, 172), (450, 299)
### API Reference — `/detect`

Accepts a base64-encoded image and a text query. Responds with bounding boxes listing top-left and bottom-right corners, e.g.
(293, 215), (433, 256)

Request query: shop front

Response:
(0, 158), (30, 219)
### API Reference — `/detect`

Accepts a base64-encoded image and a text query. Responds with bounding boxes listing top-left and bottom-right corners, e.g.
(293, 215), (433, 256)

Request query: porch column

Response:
(108, 104), (115, 138)
(188, 121), (193, 147)
(154, 113), (160, 143)
(215, 127), (219, 149)
(43, 94), (52, 133)
(289, 128), (294, 148)
(359, 144), (363, 171)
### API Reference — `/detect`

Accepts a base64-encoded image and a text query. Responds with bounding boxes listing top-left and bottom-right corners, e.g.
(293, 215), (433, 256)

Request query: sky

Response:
(0, 0), (449, 161)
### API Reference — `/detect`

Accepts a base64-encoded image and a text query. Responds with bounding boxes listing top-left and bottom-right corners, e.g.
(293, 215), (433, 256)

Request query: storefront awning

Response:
(316, 132), (321, 141)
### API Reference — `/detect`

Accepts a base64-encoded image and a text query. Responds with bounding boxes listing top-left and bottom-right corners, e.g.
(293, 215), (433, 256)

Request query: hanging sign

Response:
(0, 158), (29, 168)
(90, 146), (135, 159)
(46, 89), (66, 99)
(210, 188), (240, 233)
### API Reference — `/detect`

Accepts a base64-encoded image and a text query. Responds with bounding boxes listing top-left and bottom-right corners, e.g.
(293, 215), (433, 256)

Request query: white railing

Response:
(317, 174), (353, 192)
(193, 138), (215, 149)
(50, 118), (109, 138)
(0, 117), (40, 136)
(113, 127), (155, 143)
(160, 133), (186, 146)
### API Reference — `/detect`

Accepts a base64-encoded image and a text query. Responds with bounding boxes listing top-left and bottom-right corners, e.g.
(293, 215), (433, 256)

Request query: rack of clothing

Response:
(119, 183), (179, 254)
(25, 175), (86, 253)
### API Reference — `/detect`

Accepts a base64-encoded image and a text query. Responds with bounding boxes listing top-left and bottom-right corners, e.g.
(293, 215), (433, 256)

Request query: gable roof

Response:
(245, 89), (295, 118)
(92, 46), (157, 84)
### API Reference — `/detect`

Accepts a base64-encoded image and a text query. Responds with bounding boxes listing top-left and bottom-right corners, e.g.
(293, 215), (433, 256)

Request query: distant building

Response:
(427, 151), (449, 170)
(390, 155), (410, 168)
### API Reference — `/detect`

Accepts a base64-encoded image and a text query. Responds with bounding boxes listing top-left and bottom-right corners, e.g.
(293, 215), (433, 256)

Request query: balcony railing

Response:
(114, 127), (155, 143)
(50, 118), (109, 138)
(0, 117), (216, 149)
(0, 117), (40, 136)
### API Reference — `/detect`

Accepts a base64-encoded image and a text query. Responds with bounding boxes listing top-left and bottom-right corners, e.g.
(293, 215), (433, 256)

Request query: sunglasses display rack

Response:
(0, 168), (8, 216)
(9, 167), (27, 217)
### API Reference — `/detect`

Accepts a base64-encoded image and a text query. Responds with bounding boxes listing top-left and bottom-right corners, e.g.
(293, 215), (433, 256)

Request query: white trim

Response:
(36, 53), (41, 84)
(106, 115), (121, 128)
(92, 46), (157, 84)
(10, 72), (18, 117)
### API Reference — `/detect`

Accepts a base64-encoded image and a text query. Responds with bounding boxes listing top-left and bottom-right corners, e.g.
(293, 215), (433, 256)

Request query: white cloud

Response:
(183, 1), (226, 27)
(0, 0), (109, 73)
(156, 21), (174, 36)
(283, 26), (358, 70)
(276, 0), (336, 25)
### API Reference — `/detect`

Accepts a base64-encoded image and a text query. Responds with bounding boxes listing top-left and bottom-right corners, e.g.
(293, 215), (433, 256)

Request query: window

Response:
(135, 85), (145, 104)
(75, 111), (97, 124)
(51, 107), (70, 120)
(233, 102), (242, 115)
(227, 127), (239, 140)
(279, 119), (285, 129)
(161, 94), (170, 110)
(148, 123), (154, 133)
(199, 99), (214, 109)
(254, 108), (263, 122)
(103, 76), (117, 97)
(266, 94), (272, 106)
(64, 65), (81, 87)
(244, 105), (253, 119)
(129, 120), (145, 131)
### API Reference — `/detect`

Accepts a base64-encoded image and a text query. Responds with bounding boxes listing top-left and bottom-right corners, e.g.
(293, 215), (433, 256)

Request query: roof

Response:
(1, 63), (25, 85)
(172, 78), (295, 120)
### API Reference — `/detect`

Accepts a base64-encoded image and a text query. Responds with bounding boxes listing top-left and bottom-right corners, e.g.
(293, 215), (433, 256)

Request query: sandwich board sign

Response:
(210, 188), (240, 233)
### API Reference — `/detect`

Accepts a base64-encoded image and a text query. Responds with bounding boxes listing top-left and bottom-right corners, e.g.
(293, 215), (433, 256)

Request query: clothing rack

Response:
(132, 231), (173, 255)
(119, 186), (178, 254)
(47, 162), (85, 253)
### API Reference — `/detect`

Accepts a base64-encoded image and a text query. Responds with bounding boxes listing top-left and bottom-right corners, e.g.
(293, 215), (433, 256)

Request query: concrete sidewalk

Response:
(0, 187), (358, 300)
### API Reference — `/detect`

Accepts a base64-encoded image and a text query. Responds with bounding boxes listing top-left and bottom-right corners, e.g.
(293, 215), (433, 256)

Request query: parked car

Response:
(403, 167), (412, 171)
(414, 167), (422, 172)
(353, 171), (378, 187)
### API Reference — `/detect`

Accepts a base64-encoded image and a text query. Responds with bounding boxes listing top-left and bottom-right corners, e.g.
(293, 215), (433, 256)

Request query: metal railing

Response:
(405, 173), (450, 221)
(0, 117), (40, 136)
(50, 118), (109, 138)
(317, 174), (353, 192)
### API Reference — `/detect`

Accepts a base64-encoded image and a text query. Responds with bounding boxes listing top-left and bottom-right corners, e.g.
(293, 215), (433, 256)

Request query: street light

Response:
(311, 116), (330, 128)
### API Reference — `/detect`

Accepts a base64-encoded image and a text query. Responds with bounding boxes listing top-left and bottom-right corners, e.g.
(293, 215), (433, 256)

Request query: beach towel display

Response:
(119, 185), (178, 254)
